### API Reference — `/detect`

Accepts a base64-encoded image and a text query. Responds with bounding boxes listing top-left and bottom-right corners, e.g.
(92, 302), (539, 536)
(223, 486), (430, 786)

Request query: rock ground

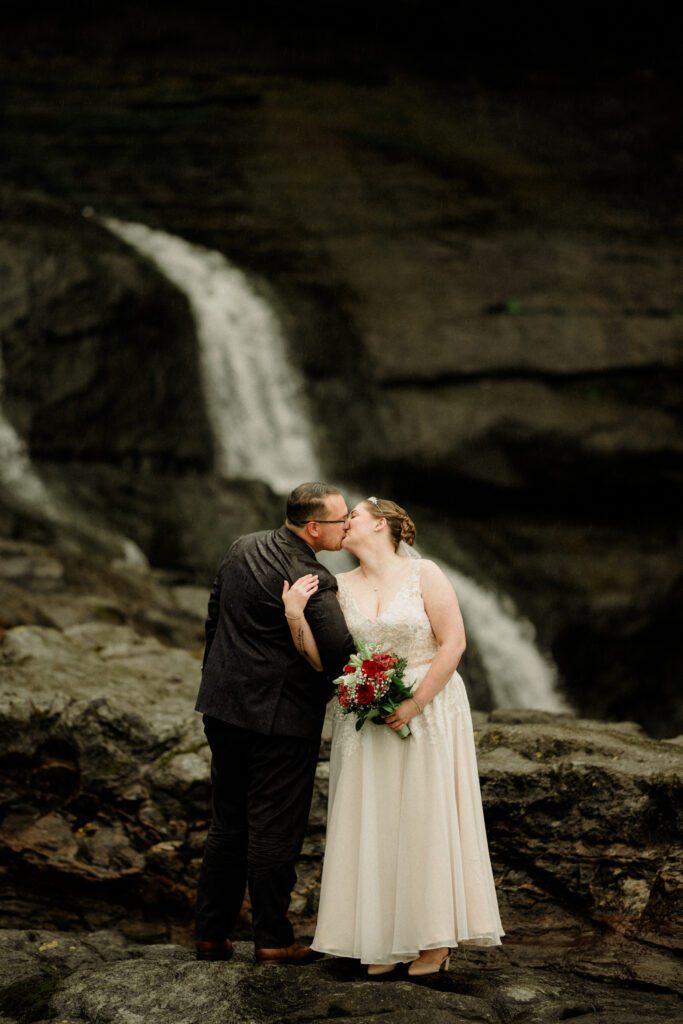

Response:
(0, 932), (680, 1024)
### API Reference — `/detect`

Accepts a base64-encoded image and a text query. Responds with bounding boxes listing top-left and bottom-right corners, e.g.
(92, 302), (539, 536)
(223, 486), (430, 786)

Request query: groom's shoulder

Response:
(219, 528), (267, 555)
(215, 528), (273, 568)
(232, 528), (272, 549)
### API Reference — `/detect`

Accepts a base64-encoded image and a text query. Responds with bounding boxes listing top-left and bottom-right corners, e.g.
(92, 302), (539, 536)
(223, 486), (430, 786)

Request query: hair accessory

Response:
(367, 496), (382, 509)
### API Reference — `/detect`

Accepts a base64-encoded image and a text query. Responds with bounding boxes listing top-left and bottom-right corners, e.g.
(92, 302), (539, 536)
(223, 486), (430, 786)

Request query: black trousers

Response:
(195, 716), (320, 949)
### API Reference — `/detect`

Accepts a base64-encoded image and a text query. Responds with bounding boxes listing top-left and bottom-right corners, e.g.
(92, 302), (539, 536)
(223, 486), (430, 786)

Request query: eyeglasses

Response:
(306, 515), (349, 525)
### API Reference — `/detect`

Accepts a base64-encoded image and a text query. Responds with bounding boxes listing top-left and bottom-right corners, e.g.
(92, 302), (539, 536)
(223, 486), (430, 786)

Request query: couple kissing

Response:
(194, 482), (503, 975)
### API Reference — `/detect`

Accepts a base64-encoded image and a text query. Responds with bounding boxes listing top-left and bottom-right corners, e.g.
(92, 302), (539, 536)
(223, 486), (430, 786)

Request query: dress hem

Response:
(311, 931), (505, 964)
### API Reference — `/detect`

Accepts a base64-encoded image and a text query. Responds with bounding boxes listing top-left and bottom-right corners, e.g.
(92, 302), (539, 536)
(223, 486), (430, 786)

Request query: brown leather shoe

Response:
(196, 938), (234, 961)
(254, 943), (322, 965)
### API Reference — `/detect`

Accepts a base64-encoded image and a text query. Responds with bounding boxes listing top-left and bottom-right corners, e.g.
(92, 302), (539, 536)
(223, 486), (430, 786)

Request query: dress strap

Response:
(406, 557), (423, 593)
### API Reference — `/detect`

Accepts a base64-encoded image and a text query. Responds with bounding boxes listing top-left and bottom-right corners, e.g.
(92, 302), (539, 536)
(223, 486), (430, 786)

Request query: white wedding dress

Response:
(312, 558), (504, 964)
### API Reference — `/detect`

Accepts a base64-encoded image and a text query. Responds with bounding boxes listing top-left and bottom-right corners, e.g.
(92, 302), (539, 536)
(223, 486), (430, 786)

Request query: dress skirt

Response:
(312, 666), (505, 965)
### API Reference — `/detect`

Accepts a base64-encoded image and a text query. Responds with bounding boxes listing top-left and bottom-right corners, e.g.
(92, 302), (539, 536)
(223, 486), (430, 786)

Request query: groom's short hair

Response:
(286, 482), (343, 527)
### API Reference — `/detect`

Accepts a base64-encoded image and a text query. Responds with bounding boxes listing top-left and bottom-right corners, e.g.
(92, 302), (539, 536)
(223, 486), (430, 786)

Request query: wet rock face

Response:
(0, 193), (213, 472)
(1, 36), (680, 512)
(0, 23), (681, 730)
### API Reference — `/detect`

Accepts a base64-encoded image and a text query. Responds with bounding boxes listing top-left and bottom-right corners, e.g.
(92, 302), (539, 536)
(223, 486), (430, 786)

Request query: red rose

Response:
(372, 652), (397, 670)
(338, 683), (350, 708)
(355, 682), (376, 706)
(361, 659), (384, 680)
(343, 664), (355, 674)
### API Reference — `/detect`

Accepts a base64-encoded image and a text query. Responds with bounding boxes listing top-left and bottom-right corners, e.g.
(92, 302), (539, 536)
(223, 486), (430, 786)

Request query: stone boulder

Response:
(0, 931), (681, 1024)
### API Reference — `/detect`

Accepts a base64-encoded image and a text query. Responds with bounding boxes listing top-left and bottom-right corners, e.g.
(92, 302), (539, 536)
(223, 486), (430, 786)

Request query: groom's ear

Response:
(304, 522), (321, 541)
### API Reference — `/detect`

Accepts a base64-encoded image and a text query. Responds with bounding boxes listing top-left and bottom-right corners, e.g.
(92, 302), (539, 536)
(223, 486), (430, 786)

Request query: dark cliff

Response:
(0, 11), (680, 735)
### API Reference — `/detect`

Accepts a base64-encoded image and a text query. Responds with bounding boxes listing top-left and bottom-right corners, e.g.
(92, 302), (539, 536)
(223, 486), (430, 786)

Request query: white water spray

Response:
(0, 346), (146, 565)
(103, 219), (320, 493)
(0, 413), (52, 508)
(438, 562), (567, 710)
(0, 353), (55, 508)
(104, 218), (567, 711)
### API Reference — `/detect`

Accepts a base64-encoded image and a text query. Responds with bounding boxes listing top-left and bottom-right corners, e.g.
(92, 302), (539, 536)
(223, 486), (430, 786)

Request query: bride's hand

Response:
(384, 699), (418, 732)
(282, 574), (319, 617)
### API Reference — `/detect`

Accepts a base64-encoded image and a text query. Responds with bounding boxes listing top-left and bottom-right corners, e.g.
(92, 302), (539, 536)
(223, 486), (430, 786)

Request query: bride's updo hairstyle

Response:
(364, 496), (416, 549)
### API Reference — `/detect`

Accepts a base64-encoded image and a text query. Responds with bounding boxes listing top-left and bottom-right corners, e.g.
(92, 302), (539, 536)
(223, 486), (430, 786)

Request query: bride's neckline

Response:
(340, 561), (419, 624)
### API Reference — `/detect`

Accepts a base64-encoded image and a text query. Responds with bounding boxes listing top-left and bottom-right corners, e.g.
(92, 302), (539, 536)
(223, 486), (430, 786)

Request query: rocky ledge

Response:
(0, 537), (680, 959)
(0, 930), (681, 1024)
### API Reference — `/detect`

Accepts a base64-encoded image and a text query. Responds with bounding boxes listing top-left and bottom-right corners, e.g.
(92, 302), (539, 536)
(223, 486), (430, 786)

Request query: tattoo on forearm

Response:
(296, 625), (306, 656)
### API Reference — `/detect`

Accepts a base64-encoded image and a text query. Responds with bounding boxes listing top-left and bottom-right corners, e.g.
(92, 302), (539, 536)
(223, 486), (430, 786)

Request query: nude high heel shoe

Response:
(407, 948), (451, 977)
(367, 963), (397, 977)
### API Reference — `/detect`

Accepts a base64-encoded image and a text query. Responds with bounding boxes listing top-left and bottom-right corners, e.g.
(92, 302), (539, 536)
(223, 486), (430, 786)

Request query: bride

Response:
(282, 496), (504, 976)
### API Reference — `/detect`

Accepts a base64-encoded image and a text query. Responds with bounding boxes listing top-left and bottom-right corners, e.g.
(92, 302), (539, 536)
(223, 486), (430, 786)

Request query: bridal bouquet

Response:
(333, 639), (415, 738)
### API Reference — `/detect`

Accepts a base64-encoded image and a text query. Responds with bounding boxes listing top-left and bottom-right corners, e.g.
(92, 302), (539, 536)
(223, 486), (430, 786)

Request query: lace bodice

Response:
(334, 559), (470, 754)
(337, 559), (438, 670)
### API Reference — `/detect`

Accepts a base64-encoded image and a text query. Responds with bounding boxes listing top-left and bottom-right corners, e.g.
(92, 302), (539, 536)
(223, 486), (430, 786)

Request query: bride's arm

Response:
(384, 560), (466, 733)
(282, 574), (324, 671)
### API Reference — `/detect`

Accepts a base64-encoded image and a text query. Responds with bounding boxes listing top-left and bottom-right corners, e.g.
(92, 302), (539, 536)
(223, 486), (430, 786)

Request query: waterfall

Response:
(103, 219), (320, 493)
(0, 411), (53, 509)
(437, 563), (566, 711)
(0, 346), (146, 566)
(103, 218), (568, 712)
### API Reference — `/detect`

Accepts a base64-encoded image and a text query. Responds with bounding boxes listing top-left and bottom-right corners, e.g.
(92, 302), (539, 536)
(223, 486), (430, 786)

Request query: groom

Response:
(194, 482), (353, 964)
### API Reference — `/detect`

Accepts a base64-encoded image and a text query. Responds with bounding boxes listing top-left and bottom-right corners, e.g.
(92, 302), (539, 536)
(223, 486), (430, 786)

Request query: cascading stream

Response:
(437, 562), (566, 710)
(102, 218), (568, 712)
(104, 219), (320, 493)
(0, 409), (52, 509)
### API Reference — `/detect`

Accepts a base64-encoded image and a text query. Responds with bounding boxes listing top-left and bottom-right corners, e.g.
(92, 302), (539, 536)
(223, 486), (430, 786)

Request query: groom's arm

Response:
(305, 582), (355, 679)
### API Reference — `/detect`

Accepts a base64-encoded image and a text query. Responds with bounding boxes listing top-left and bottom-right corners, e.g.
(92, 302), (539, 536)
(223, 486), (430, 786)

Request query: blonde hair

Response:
(365, 496), (416, 549)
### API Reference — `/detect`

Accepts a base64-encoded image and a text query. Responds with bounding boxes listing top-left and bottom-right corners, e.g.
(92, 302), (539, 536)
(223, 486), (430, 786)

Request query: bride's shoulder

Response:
(415, 558), (450, 586)
(416, 557), (439, 572)
(335, 568), (361, 585)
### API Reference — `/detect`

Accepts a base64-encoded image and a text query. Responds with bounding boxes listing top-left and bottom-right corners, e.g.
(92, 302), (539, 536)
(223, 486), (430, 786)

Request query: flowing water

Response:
(0, 408), (53, 508)
(102, 218), (567, 711)
(104, 219), (320, 492)
(436, 562), (566, 709)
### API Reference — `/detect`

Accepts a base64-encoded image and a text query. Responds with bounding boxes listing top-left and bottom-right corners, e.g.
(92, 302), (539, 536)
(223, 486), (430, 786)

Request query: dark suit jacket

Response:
(195, 525), (355, 738)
